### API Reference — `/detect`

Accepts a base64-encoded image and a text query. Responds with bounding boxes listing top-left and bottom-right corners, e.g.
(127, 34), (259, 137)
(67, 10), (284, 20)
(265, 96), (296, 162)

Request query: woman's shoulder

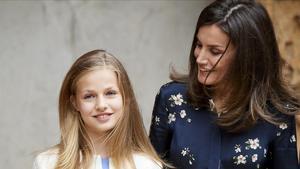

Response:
(160, 81), (187, 91)
(132, 153), (162, 169)
(33, 148), (58, 169)
(157, 81), (188, 98)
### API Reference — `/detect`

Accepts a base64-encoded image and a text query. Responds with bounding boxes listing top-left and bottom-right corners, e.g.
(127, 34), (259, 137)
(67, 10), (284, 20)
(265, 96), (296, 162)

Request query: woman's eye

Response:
(196, 41), (202, 48)
(211, 48), (223, 55)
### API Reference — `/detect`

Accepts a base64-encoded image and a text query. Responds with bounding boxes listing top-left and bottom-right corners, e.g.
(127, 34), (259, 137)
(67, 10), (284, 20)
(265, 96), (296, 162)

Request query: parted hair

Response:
(55, 50), (163, 169)
(171, 0), (299, 132)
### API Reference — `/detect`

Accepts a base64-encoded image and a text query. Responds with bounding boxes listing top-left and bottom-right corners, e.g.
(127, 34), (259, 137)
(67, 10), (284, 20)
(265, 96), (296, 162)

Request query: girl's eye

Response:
(106, 90), (117, 96)
(83, 94), (95, 100)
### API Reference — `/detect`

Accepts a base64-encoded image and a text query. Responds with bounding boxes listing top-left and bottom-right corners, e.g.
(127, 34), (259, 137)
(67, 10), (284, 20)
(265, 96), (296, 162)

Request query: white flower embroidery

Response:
(169, 93), (184, 106)
(252, 154), (258, 162)
(189, 155), (195, 165)
(181, 148), (189, 156)
(264, 149), (267, 157)
(234, 155), (247, 165)
(187, 118), (192, 123)
(257, 164), (260, 168)
(180, 110), (186, 118)
(168, 113), (176, 124)
(290, 135), (296, 143)
(276, 132), (281, 136)
(234, 144), (242, 153)
(245, 138), (261, 150)
(180, 147), (195, 165)
(279, 123), (288, 130)
(155, 116), (160, 125)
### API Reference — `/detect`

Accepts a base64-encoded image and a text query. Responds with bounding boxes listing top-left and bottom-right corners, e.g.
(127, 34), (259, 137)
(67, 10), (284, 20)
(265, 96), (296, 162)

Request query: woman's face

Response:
(194, 24), (236, 86)
(72, 69), (123, 139)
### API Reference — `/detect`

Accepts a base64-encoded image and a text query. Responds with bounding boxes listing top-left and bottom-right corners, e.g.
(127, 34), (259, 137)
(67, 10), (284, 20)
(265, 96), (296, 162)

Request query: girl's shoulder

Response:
(33, 148), (58, 169)
(132, 153), (162, 169)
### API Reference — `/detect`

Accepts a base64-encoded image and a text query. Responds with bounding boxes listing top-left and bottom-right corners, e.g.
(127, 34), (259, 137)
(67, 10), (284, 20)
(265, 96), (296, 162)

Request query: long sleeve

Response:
(149, 85), (173, 158)
(271, 116), (299, 169)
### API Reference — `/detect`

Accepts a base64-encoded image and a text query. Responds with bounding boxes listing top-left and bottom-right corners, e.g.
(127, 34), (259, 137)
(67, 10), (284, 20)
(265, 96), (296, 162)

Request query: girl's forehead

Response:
(75, 69), (119, 89)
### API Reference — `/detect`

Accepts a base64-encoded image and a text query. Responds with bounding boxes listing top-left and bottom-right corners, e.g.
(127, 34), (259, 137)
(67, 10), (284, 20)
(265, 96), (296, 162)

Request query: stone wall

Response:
(0, 1), (211, 168)
(259, 0), (300, 89)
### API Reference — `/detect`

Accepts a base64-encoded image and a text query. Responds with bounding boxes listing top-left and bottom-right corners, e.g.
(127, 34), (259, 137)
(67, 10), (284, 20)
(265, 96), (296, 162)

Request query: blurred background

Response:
(0, 0), (299, 169)
(0, 0), (212, 168)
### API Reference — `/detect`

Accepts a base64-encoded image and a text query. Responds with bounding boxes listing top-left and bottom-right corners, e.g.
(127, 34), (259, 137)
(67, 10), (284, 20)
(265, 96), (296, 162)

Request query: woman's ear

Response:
(70, 95), (79, 111)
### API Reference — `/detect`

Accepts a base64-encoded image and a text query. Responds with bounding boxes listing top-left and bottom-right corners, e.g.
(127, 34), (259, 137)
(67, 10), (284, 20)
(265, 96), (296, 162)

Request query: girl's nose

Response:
(95, 97), (108, 111)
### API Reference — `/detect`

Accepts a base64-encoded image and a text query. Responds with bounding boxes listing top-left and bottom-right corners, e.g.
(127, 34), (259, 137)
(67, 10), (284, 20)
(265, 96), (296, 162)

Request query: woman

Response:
(33, 50), (164, 169)
(149, 0), (300, 169)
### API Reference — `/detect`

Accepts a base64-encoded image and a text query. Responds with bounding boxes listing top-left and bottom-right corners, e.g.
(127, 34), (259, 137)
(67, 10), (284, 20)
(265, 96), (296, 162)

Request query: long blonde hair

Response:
(54, 50), (164, 169)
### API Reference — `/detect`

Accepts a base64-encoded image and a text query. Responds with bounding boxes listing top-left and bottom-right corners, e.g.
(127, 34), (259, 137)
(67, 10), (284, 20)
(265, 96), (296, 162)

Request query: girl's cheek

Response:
(78, 102), (95, 115)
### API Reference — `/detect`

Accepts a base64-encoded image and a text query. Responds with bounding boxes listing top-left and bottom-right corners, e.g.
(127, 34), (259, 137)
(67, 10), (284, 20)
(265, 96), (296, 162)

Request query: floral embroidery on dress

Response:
(169, 93), (186, 107)
(187, 118), (192, 123)
(168, 112), (176, 124)
(178, 110), (192, 123)
(279, 123), (288, 130)
(233, 155), (248, 165)
(263, 149), (267, 157)
(252, 154), (258, 162)
(277, 122), (288, 137)
(290, 135), (296, 143)
(181, 147), (195, 165)
(233, 138), (265, 166)
(154, 116), (160, 125)
(180, 110), (186, 118)
(234, 144), (242, 153)
(245, 138), (262, 150)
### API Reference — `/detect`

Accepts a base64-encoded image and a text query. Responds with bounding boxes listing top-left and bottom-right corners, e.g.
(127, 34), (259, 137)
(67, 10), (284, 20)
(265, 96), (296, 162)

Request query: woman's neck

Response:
(211, 84), (231, 112)
(211, 97), (224, 113)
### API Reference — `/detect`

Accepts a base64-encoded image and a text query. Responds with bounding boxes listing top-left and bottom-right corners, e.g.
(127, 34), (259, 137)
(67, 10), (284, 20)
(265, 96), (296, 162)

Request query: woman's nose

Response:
(195, 49), (208, 65)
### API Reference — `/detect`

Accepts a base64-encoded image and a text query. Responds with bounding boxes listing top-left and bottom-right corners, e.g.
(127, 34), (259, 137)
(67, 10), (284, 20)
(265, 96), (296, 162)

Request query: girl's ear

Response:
(70, 95), (79, 111)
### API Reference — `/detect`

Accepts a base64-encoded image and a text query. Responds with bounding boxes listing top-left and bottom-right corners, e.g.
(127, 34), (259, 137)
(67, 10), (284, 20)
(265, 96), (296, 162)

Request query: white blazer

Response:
(33, 149), (162, 169)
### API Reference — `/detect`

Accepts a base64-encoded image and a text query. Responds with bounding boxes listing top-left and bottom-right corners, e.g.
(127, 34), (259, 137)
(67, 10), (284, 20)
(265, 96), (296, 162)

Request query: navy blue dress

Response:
(149, 82), (299, 169)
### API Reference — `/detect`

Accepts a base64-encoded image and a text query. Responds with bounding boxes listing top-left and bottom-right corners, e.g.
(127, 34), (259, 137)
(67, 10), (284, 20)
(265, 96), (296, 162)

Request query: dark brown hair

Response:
(171, 0), (299, 132)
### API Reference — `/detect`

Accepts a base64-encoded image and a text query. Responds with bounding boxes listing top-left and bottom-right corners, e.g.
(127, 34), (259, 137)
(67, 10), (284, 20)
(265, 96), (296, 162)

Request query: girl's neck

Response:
(87, 131), (109, 157)
(93, 141), (108, 157)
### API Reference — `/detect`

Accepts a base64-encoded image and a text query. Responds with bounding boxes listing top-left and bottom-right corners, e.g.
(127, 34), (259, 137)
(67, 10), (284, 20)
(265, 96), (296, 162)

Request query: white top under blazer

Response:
(33, 149), (162, 169)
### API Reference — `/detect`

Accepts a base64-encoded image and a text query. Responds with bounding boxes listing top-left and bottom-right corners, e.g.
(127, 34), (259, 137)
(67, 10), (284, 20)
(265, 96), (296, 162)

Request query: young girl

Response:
(33, 50), (163, 169)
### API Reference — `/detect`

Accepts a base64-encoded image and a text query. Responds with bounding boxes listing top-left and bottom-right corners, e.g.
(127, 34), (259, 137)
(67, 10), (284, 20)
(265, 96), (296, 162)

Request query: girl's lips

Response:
(93, 113), (113, 122)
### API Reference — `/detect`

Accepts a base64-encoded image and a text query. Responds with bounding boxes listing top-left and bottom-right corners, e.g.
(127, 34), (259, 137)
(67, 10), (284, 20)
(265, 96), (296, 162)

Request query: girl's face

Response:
(73, 69), (123, 139)
(194, 24), (235, 87)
